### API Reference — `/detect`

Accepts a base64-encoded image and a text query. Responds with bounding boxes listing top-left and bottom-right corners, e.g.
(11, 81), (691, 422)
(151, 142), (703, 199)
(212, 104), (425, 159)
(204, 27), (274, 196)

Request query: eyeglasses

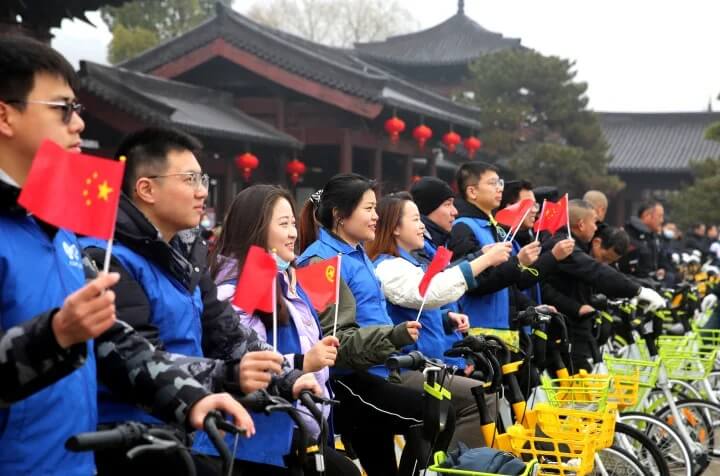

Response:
(4, 99), (84, 125)
(483, 178), (505, 189)
(147, 172), (210, 190)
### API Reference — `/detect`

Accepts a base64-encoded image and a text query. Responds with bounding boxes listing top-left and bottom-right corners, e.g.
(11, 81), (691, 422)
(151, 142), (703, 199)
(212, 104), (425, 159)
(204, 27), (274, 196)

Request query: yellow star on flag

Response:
(97, 180), (114, 201)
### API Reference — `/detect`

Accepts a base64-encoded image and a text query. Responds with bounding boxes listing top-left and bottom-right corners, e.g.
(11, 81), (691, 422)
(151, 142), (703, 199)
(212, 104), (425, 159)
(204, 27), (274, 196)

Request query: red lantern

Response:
(442, 131), (461, 153)
(286, 158), (307, 185)
(384, 116), (405, 144)
(463, 136), (483, 159)
(235, 152), (259, 181)
(412, 124), (433, 150)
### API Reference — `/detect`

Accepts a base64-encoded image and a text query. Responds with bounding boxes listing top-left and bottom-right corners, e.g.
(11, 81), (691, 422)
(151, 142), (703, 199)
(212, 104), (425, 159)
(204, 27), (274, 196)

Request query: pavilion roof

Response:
(79, 60), (302, 148)
(120, 3), (482, 130)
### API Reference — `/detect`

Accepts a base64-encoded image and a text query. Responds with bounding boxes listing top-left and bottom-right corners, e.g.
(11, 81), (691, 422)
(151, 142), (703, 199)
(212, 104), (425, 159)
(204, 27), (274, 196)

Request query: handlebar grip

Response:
(299, 391), (324, 422)
(203, 412), (233, 472)
(235, 390), (273, 413)
(66, 423), (146, 452)
(385, 351), (425, 371)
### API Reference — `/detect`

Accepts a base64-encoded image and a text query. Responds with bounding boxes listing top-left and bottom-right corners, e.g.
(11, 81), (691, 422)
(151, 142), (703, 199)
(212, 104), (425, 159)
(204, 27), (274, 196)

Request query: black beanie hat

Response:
(410, 177), (455, 216)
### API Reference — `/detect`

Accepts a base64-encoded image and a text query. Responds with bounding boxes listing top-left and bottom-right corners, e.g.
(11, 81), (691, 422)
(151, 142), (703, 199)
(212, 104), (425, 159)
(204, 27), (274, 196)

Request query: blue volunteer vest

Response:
(453, 216), (511, 329)
(80, 238), (203, 426)
(373, 250), (465, 368)
(0, 216), (96, 475)
(297, 228), (393, 377)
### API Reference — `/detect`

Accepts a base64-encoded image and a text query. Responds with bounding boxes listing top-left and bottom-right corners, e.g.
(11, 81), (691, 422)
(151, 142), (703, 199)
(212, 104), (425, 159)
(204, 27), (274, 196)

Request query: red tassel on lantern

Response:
(442, 131), (461, 153)
(286, 158), (307, 185)
(384, 116), (405, 144)
(412, 124), (433, 151)
(463, 136), (483, 159)
(235, 152), (259, 181)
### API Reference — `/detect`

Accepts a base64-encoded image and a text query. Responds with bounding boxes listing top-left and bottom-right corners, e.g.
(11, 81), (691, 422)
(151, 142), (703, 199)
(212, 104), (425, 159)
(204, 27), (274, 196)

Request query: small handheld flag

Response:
(18, 140), (125, 240)
(416, 246), (453, 321)
(232, 245), (276, 316)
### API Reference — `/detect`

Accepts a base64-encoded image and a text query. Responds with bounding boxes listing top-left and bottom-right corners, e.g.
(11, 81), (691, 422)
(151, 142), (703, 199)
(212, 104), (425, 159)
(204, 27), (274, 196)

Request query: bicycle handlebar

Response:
(66, 422), (147, 452)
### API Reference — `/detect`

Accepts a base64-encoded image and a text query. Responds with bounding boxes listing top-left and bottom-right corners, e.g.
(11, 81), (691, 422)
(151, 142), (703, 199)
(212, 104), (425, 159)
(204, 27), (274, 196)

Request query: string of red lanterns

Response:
(384, 114), (482, 158)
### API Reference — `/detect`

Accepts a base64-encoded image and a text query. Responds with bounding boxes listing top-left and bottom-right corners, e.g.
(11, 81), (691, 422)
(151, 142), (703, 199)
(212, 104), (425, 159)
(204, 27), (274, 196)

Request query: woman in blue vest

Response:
(297, 174), (455, 476)
(367, 192), (511, 449)
(209, 184), (358, 476)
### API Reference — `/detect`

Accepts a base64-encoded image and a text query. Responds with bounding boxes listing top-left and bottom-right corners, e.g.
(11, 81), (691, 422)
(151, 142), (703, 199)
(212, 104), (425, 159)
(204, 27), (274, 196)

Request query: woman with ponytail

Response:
(297, 174), (454, 476)
(210, 184), (358, 476)
(367, 192), (511, 449)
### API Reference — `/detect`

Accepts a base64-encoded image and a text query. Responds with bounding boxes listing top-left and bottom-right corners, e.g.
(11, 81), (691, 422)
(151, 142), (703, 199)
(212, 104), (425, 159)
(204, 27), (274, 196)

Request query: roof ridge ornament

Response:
(458, 0), (464, 14)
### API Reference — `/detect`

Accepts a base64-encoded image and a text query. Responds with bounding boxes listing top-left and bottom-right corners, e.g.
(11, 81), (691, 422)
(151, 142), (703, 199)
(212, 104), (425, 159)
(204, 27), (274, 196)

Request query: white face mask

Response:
(200, 219), (211, 229)
(663, 229), (675, 240)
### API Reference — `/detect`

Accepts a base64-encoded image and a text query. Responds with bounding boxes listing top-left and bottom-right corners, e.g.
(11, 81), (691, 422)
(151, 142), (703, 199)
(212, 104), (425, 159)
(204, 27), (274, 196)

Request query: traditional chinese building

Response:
(601, 111), (720, 223)
(78, 2), (490, 215)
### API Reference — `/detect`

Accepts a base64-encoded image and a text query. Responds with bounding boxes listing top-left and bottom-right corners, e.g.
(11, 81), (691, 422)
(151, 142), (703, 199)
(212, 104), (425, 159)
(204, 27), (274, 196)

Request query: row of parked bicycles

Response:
(66, 269), (720, 476)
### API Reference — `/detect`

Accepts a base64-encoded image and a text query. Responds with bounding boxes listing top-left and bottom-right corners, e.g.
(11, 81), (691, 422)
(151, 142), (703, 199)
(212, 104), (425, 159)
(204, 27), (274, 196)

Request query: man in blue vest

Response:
(447, 162), (574, 332)
(81, 127), (321, 474)
(0, 35), (254, 476)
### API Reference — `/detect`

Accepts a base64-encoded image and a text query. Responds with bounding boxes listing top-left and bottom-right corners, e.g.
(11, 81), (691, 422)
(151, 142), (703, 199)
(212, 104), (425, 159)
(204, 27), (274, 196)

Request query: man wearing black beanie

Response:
(410, 177), (457, 256)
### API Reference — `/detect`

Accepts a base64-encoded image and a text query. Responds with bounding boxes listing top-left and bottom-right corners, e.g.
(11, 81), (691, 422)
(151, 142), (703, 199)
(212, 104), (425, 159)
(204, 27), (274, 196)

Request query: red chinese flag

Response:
(18, 140), (124, 239)
(232, 245), (277, 315)
(296, 256), (339, 312)
(534, 194), (569, 235)
(495, 198), (534, 231)
(419, 246), (453, 297)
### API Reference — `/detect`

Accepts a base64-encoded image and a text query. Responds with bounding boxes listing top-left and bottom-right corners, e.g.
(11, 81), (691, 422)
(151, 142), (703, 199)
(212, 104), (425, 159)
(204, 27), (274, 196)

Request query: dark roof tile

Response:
(602, 112), (720, 173)
(79, 60), (302, 148)
(355, 11), (521, 66)
(119, 3), (481, 130)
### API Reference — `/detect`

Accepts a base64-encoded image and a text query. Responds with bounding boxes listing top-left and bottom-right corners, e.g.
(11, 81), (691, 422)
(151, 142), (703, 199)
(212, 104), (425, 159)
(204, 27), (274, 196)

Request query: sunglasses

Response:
(5, 99), (84, 125)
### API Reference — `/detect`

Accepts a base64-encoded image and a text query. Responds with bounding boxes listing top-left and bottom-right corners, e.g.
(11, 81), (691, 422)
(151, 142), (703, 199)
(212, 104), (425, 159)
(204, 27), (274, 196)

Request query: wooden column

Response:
(403, 155), (413, 190)
(340, 129), (352, 173)
(373, 147), (383, 195)
(223, 157), (236, 218)
(427, 152), (437, 178)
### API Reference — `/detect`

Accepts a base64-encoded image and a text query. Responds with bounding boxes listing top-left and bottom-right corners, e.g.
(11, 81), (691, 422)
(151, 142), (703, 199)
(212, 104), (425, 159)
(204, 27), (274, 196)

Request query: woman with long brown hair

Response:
(367, 192), (510, 449)
(210, 184), (358, 476)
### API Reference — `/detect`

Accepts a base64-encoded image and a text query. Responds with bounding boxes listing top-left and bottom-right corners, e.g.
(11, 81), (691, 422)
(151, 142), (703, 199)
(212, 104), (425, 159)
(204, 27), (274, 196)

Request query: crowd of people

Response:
(0, 35), (688, 475)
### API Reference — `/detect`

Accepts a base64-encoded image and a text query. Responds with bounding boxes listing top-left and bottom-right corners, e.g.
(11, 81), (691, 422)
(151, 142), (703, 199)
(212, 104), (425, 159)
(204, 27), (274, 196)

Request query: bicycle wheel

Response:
(592, 446), (648, 476)
(613, 422), (670, 476)
(618, 412), (693, 476)
(654, 399), (720, 459)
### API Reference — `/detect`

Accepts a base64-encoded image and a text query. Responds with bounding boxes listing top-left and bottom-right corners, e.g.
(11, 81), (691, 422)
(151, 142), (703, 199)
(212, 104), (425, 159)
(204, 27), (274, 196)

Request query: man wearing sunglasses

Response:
(0, 36), (256, 476)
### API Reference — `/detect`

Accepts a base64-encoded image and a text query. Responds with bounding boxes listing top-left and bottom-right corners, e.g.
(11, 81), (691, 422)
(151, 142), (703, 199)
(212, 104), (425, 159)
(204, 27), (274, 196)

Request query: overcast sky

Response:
(51, 0), (720, 113)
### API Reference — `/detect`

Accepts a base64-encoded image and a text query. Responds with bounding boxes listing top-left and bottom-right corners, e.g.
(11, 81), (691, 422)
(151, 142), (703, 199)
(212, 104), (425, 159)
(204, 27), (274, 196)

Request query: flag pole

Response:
(102, 155), (126, 274)
(506, 206), (533, 244)
(534, 200), (547, 242)
(271, 249), (278, 353)
(565, 193), (571, 237)
(332, 253), (342, 337)
(415, 292), (429, 322)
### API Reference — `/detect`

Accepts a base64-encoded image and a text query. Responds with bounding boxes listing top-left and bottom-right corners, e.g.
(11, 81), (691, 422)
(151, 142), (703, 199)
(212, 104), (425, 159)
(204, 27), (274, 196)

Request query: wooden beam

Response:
(373, 147), (383, 195)
(224, 156), (235, 218)
(427, 152), (437, 178)
(150, 38), (383, 119)
(403, 155), (413, 190)
(340, 129), (352, 173)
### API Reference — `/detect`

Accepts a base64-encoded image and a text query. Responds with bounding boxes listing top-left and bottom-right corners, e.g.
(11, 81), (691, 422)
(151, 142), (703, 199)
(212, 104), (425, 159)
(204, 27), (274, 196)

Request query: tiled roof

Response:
(79, 61), (302, 148)
(120, 3), (482, 130)
(601, 112), (720, 173)
(355, 9), (521, 66)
